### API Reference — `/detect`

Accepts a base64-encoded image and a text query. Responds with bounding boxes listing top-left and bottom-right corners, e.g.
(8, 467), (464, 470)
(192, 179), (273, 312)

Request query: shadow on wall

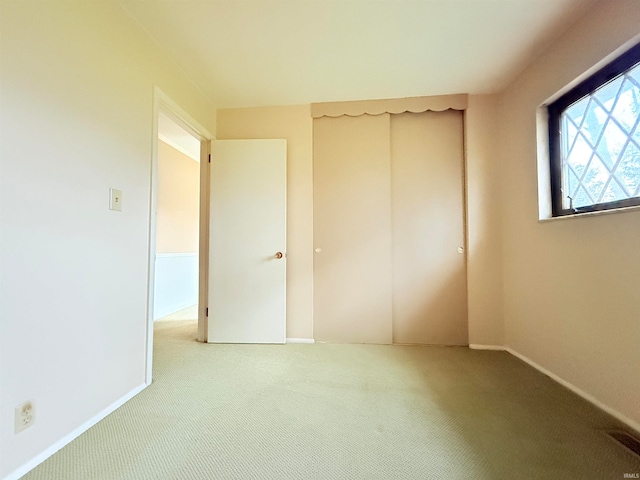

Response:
(391, 266), (468, 346)
(313, 216), (468, 346)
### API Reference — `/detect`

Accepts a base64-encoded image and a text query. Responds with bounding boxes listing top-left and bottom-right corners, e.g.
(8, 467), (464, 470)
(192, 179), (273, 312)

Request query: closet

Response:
(312, 95), (467, 345)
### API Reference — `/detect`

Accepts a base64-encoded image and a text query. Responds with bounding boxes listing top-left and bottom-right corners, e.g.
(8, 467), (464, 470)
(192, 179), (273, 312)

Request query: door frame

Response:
(145, 87), (212, 384)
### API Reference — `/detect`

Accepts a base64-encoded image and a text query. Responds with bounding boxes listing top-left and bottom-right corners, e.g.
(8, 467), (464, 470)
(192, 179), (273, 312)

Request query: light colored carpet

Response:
(24, 321), (640, 479)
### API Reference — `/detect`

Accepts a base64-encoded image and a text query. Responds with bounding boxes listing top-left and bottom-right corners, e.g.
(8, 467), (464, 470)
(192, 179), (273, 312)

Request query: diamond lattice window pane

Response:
(565, 165), (580, 199)
(633, 123), (640, 146)
(615, 142), (640, 196)
(573, 186), (592, 208)
(582, 154), (608, 202)
(629, 63), (640, 86)
(593, 76), (623, 112)
(566, 95), (590, 126)
(601, 179), (628, 203)
(611, 79), (638, 133)
(559, 60), (640, 209)
(565, 133), (593, 170)
(596, 119), (626, 169)
(577, 99), (607, 147)
(562, 115), (579, 157)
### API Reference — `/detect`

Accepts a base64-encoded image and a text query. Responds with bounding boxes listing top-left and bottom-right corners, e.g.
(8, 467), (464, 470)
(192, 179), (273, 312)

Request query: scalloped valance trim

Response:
(311, 94), (468, 118)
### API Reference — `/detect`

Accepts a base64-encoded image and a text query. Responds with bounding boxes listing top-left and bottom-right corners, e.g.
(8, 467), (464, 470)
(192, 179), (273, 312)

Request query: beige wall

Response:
(497, 0), (640, 429)
(186, 0), (639, 435)
(465, 95), (504, 346)
(0, 1), (215, 477)
(216, 103), (504, 346)
(216, 106), (314, 339)
(157, 140), (200, 253)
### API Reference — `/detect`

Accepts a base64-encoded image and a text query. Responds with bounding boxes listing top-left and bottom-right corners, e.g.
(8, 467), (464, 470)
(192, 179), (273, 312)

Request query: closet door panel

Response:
(391, 111), (467, 345)
(313, 114), (393, 344)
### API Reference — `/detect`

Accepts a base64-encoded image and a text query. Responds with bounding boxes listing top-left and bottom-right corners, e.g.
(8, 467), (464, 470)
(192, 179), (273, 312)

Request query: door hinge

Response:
(205, 307), (209, 316)
(208, 154), (211, 163)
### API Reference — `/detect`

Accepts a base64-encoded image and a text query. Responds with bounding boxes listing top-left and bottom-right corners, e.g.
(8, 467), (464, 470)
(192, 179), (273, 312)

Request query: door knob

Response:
(275, 252), (283, 259)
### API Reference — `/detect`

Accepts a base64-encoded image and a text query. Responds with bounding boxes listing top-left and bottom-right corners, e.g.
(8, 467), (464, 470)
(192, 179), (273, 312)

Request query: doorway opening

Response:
(154, 113), (201, 324)
(146, 89), (211, 383)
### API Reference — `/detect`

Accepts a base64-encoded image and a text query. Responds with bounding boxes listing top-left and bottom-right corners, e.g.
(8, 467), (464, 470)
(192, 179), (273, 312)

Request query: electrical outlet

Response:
(109, 188), (123, 211)
(15, 401), (35, 434)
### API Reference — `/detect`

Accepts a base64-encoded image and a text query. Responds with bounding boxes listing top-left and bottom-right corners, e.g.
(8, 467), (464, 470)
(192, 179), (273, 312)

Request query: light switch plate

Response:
(109, 188), (122, 211)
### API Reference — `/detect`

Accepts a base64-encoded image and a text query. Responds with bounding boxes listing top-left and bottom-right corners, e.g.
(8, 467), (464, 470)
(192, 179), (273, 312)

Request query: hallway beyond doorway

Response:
(156, 304), (197, 322)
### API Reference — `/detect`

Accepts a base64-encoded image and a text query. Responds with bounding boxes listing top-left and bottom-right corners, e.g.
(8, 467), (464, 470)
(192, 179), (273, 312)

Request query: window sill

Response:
(539, 204), (640, 223)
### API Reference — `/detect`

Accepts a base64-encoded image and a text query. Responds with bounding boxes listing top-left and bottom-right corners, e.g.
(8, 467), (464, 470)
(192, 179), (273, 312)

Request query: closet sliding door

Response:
(391, 111), (467, 345)
(312, 95), (468, 346)
(313, 114), (393, 344)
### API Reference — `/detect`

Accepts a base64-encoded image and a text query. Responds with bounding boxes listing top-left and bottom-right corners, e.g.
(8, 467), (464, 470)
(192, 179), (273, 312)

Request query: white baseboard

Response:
(505, 347), (640, 436)
(468, 344), (640, 435)
(469, 344), (506, 351)
(5, 383), (147, 480)
(286, 338), (315, 344)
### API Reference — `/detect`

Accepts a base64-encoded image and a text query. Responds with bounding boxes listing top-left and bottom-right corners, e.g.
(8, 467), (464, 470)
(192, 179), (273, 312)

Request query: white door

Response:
(208, 139), (287, 343)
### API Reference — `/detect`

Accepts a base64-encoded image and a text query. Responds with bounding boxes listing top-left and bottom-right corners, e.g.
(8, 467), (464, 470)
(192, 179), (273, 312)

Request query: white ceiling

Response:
(120, 0), (596, 108)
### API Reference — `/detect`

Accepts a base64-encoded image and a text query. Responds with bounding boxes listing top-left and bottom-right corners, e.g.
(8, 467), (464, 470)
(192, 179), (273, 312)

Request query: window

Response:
(548, 43), (640, 216)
